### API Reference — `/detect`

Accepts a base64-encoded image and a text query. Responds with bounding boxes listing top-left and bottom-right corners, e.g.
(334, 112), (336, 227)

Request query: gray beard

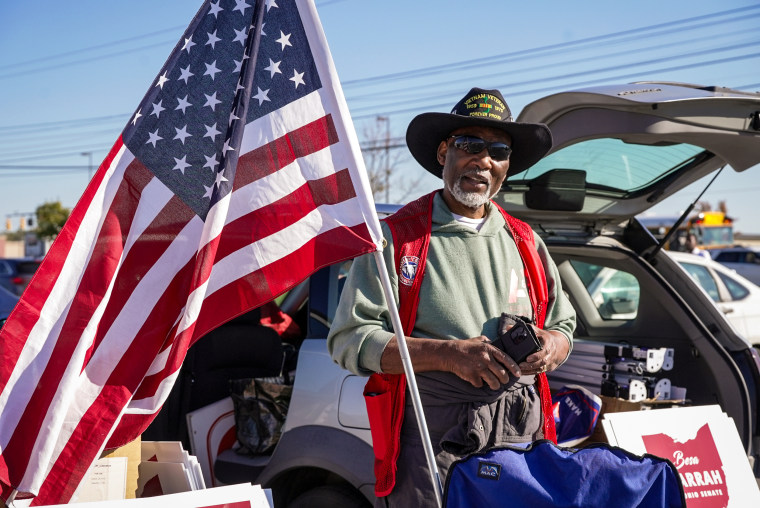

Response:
(450, 173), (496, 209)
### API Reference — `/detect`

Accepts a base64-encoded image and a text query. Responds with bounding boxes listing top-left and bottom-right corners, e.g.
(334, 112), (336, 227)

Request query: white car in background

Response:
(711, 246), (760, 286)
(669, 250), (760, 345)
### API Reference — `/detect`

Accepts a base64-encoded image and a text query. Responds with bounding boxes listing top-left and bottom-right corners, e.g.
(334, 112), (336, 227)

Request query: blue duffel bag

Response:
(443, 440), (685, 508)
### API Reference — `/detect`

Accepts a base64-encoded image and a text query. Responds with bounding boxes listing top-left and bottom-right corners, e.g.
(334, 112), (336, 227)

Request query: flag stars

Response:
(175, 95), (192, 113)
(276, 31), (292, 50)
(182, 36), (196, 53)
(204, 92), (221, 111)
(173, 155), (191, 174)
(290, 69), (305, 88)
(203, 123), (221, 141)
(233, 27), (248, 46)
(203, 154), (220, 171)
(206, 30), (221, 50)
(150, 100), (165, 118)
(264, 59), (282, 78)
(233, 0), (250, 14)
(253, 87), (270, 105)
(229, 108), (240, 125)
(173, 125), (192, 144)
(208, 0), (223, 18)
(214, 170), (229, 187)
(156, 71), (169, 89)
(145, 129), (162, 147)
(204, 60), (221, 80)
(125, 0), (319, 212)
(233, 52), (249, 73)
(178, 65), (194, 84)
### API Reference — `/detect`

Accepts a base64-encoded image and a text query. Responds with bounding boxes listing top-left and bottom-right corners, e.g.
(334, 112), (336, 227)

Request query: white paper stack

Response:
(602, 405), (760, 506)
(137, 441), (206, 497)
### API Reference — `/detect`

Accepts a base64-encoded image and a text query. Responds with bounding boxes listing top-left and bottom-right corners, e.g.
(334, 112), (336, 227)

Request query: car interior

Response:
(546, 241), (756, 449)
(144, 296), (309, 450)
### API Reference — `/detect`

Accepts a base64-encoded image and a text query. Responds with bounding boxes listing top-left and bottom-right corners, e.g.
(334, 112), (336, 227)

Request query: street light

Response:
(81, 151), (93, 180)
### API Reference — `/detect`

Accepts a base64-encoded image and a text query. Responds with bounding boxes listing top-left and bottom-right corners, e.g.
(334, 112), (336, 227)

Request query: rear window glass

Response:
(570, 260), (640, 320)
(510, 138), (704, 193)
(717, 272), (750, 300)
(679, 262), (720, 302)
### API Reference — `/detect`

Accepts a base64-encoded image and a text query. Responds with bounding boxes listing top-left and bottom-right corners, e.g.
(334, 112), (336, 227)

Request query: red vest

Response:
(363, 191), (556, 497)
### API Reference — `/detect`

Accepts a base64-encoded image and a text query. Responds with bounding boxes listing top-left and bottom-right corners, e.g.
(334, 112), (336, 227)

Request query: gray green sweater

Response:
(327, 192), (576, 376)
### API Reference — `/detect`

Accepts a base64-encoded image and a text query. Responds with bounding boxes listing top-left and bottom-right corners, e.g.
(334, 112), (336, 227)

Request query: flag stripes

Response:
(234, 114), (338, 188)
(0, 141), (127, 398)
(2, 100), (373, 503)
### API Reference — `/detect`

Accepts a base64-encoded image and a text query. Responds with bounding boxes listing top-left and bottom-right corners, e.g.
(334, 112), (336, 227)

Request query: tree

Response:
(35, 201), (70, 241)
(360, 117), (427, 203)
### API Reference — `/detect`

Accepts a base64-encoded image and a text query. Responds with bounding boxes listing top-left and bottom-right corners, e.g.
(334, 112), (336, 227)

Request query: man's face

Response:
(436, 125), (512, 217)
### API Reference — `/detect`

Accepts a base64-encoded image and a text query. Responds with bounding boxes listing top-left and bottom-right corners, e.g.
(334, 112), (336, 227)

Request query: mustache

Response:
(457, 169), (492, 185)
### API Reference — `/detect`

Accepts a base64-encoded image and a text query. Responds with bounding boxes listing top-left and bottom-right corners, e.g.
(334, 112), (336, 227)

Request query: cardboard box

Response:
(584, 395), (643, 445)
(101, 436), (142, 499)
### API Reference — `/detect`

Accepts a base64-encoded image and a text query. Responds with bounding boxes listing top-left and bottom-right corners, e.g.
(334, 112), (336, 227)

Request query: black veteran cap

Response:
(406, 87), (552, 177)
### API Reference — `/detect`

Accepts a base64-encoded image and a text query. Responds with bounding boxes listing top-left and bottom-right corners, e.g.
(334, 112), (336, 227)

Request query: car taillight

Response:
(11, 276), (24, 285)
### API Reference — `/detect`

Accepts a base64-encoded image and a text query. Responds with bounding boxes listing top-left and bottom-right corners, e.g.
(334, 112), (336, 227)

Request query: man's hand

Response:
(442, 336), (522, 389)
(379, 335), (522, 390)
(519, 328), (570, 376)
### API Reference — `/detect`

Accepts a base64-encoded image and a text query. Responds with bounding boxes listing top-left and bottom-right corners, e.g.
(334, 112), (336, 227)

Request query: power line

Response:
(0, 114), (128, 134)
(0, 170), (85, 179)
(0, 6), (754, 132)
(0, 25), (185, 72)
(1, 6), (757, 171)
(0, 146), (113, 164)
(341, 4), (760, 87)
(0, 2), (351, 79)
(0, 165), (89, 170)
(347, 28), (759, 103)
(0, 39), (176, 79)
(350, 49), (760, 118)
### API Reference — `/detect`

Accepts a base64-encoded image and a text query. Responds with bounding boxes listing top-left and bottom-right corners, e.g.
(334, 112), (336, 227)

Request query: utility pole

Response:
(376, 116), (390, 203)
(81, 151), (93, 180)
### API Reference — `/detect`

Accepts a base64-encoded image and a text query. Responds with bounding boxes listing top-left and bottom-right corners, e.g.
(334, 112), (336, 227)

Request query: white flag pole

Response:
(372, 250), (444, 506)
(304, 1), (442, 497)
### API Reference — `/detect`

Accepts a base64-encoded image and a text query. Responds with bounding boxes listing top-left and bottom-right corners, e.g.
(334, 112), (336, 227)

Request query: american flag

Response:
(0, 0), (382, 504)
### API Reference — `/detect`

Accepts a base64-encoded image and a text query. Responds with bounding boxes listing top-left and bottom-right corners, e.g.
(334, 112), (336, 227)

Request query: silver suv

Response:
(148, 82), (760, 507)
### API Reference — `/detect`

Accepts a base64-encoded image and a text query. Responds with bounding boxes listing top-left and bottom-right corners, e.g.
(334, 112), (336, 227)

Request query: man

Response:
(685, 232), (711, 259)
(327, 88), (576, 506)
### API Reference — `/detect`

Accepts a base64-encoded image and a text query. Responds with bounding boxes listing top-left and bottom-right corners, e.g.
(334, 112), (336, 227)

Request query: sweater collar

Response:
(432, 191), (505, 236)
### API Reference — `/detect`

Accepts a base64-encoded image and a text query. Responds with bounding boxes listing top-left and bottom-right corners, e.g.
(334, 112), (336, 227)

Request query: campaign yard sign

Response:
(602, 405), (760, 507)
(642, 423), (727, 505)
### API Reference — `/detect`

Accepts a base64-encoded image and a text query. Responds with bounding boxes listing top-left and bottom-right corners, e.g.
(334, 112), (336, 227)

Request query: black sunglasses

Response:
(447, 135), (512, 161)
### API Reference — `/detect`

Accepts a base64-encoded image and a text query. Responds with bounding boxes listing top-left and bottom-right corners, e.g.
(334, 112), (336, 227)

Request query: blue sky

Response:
(1, 0), (759, 233)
